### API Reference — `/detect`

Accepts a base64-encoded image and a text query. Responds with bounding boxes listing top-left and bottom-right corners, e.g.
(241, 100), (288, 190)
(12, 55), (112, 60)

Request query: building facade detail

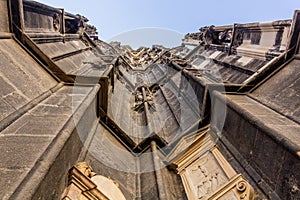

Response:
(0, 0), (299, 199)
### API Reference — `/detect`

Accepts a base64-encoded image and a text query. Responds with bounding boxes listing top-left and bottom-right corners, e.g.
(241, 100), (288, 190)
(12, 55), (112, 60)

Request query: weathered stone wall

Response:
(23, 0), (62, 33)
(212, 92), (300, 199)
(252, 59), (300, 123)
(182, 71), (205, 117)
(0, 0), (9, 32)
(84, 123), (138, 199)
(30, 98), (99, 200)
(160, 166), (187, 200)
(0, 38), (57, 124)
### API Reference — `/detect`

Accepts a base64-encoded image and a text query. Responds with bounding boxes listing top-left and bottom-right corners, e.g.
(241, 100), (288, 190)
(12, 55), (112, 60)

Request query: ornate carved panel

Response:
(171, 132), (255, 200)
(182, 152), (229, 199)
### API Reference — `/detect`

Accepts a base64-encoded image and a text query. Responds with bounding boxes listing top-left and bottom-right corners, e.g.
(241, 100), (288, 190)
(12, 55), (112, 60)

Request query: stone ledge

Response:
(0, 32), (12, 39)
(211, 91), (300, 199)
(213, 91), (300, 157)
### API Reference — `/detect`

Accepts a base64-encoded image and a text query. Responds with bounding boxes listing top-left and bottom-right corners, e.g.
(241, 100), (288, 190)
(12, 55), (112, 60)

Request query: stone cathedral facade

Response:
(0, 0), (299, 199)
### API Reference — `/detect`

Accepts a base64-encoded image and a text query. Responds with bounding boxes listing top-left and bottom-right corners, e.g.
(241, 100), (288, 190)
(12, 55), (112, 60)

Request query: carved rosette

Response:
(53, 13), (60, 32)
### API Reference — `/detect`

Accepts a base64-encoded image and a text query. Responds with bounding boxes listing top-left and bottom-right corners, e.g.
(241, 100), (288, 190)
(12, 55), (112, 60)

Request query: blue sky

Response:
(37, 0), (299, 48)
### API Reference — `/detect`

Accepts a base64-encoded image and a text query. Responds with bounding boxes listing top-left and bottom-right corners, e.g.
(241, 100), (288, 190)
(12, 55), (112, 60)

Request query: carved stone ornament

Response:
(208, 174), (255, 200)
(181, 151), (229, 200)
(53, 13), (60, 31)
(62, 162), (126, 200)
(133, 86), (156, 113)
(232, 28), (244, 48)
(75, 162), (96, 178)
(203, 26), (218, 45)
(184, 26), (232, 46)
(171, 133), (255, 200)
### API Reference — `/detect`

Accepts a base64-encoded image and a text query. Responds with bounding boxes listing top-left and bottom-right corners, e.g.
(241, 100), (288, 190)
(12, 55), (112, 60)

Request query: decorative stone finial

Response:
(75, 162), (96, 178)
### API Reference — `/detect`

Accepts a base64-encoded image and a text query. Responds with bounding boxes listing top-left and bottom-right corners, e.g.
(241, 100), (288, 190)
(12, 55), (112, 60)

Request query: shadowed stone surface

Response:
(212, 91), (300, 199)
(0, 83), (98, 199)
(0, 39), (57, 121)
(0, 0), (9, 33)
(252, 59), (300, 122)
(0, 136), (53, 197)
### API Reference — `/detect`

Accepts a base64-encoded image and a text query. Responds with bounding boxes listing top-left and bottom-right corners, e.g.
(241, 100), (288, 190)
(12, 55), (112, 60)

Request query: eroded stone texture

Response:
(0, 0), (9, 32)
